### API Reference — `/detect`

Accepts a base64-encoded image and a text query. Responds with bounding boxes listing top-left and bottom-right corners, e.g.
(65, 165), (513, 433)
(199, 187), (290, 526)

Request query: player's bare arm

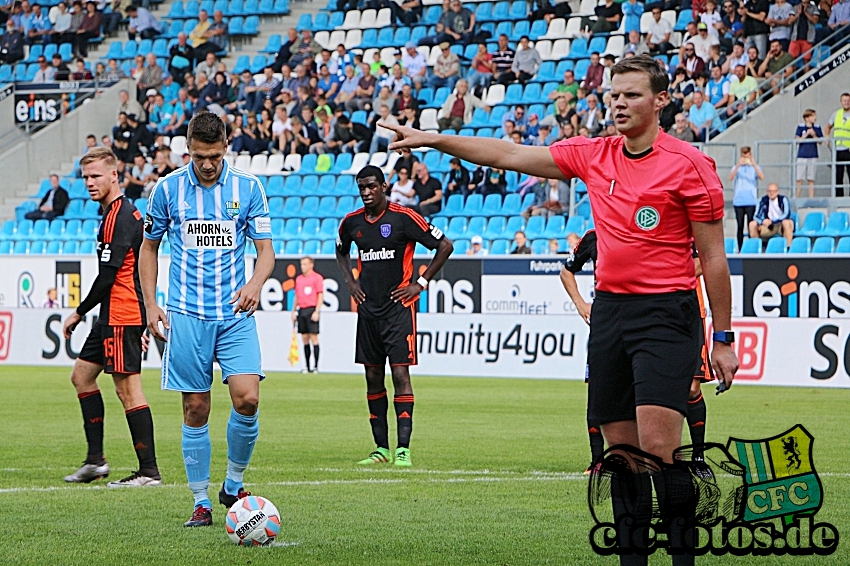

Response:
(382, 122), (567, 180)
(312, 292), (323, 321)
(390, 236), (454, 304)
(231, 238), (274, 314)
(692, 219), (739, 390)
(335, 246), (366, 305)
(140, 237), (168, 341)
(559, 267), (591, 324)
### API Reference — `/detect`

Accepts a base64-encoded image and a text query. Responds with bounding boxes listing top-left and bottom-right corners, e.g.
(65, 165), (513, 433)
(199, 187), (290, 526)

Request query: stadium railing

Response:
(754, 137), (850, 200)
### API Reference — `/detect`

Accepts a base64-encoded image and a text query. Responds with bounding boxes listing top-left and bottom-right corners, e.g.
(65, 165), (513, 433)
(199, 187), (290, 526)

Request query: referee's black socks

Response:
(587, 418), (604, 465)
(78, 389), (105, 464)
(303, 344), (312, 371)
(686, 393), (706, 459)
(366, 389), (390, 450)
(394, 394), (414, 449)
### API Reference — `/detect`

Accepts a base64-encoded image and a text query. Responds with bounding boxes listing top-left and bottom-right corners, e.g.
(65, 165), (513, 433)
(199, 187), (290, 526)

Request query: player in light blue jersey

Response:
(138, 111), (275, 528)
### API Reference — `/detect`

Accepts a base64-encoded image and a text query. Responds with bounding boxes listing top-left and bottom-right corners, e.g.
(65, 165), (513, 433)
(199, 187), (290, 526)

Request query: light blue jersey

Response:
(145, 159), (271, 320)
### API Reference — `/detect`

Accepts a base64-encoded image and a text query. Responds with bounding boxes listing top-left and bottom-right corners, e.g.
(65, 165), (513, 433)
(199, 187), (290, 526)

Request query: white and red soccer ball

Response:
(225, 495), (281, 546)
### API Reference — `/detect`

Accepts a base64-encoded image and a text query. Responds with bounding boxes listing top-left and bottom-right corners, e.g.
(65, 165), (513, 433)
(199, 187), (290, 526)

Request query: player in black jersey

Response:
(336, 165), (454, 467)
(560, 231), (713, 470)
(559, 230), (604, 473)
(62, 148), (161, 488)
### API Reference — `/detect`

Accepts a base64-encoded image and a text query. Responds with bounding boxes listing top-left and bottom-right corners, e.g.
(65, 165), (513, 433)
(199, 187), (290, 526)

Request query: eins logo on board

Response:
(752, 264), (850, 318)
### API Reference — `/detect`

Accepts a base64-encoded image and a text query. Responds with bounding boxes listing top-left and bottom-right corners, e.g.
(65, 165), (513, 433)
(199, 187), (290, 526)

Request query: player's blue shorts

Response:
(161, 311), (265, 393)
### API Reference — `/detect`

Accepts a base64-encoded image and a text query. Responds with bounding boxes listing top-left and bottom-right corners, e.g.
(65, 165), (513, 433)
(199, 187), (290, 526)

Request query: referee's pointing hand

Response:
(382, 122), (436, 154)
(711, 342), (739, 392)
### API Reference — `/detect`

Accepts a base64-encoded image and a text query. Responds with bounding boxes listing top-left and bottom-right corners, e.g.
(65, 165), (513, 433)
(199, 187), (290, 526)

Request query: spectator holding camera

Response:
(730, 146), (763, 250)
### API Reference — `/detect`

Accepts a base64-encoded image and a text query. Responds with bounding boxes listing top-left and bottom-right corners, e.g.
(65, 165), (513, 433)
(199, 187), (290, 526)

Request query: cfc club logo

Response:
(635, 206), (660, 231)
(225, 200), (240, 219)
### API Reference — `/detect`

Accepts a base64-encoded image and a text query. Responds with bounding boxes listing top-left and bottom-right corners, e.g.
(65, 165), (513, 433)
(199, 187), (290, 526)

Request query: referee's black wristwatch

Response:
(712, 331), (735, 344)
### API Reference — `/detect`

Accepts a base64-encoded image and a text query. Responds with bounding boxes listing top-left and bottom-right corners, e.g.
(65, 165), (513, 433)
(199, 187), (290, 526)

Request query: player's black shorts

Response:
(694, 317), (716, 383)
(296, 307), (320, 334)
(78, 324), (144, 374)
(587, 290), (701, 424)
(355, 305), (417, 366)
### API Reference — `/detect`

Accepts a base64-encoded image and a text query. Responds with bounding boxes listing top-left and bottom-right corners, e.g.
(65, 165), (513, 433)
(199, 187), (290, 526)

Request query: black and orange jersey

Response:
(337, 203), (443, 319)
(76, 196), (146, 326)
(564, 229), (597, 275)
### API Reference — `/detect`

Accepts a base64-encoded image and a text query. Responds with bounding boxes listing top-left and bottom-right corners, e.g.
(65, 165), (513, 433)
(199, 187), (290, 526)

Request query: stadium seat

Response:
(285, 240), (303, 255)
(508, 0), (525, 19)
(318, 218), (337, 239)
(268, 197), (285, 218)
(62, 240), (80, 254)
(490, 239), (509, 254)
(531, 239), (548, 254)
(466, 217), (487, 238)
(46, 240), (61, 254)
(282, 153), (302, 174)
(797, 211), (825, 236)
(565, 215), (585, 235)
(674, 9), (692, 31)
(836, 237), (850, 253)
(0, 240), (10, 254)
(818, 212), (849, 236)
(271, 218), (285, 239)
(320, 240), (335, 254)
(298, 218), (321, 241)
(12, 240), (29, 253)
(463, 194), (484, 217)
(724, 238), (736, 254)
(542, 216), (566, 239)
(260, 34), (281, 54)
(510, 20), (530, 42)
(335, 176), (356, 196)
(739, 238), (761, 254)
(505, 215), (525, 235)
(282, 197), (303, 219)
(301, 196), (320, 217)
(335, 196), (356, 217)
(440, 194), (465, 217)
(445, 217), (468, 240)
(243, 16), (260, 35)
(303, 240), (321, 255)
(521, 216), (546, 240)
(790, 237), (812, 254)
(812, 237), (835, 254)
(453, 240), (470, 255)
(283, 218), (302, 239)
(317, 176), (336, 196)
(765, 238), (787, 253)
(80, 240), (95, 254)
(341, 153), (369, 175)
(0, 220), (16, 241)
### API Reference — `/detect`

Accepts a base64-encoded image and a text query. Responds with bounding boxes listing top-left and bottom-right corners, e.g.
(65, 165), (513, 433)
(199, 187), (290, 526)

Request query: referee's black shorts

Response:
(355, 305), (417, 367)
(78, 324), (144, 375)
(587, 290), (701, 425)
(296, 307), (320, 335)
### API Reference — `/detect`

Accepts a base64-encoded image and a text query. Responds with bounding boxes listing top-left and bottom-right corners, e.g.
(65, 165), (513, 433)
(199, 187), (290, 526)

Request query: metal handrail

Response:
(754, 136), (850, 199)
(719, 25), (850, 131)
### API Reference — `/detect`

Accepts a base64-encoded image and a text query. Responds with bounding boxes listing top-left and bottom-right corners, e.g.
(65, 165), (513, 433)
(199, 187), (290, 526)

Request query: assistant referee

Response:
(383, 55), (738, 564)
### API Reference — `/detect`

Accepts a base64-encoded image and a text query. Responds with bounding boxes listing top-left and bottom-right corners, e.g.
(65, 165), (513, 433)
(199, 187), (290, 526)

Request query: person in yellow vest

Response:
(825, 92), (850, 197)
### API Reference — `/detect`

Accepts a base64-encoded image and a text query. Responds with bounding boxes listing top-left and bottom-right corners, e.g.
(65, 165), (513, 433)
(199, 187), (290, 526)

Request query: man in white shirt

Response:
(466, 235), (489, 255)
(369, 104), (399, 155)
(690, 22), (720, 61)
(401, 41), (427, 91)
(722, 42), (749, 73)
(32, 55), (54, 82)
(645, 7), (673, 54)
(699, 0), (723, 36)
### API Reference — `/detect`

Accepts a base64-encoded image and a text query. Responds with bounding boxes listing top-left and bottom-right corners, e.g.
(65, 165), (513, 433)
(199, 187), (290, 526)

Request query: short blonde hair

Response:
(79, 147), (118, 170)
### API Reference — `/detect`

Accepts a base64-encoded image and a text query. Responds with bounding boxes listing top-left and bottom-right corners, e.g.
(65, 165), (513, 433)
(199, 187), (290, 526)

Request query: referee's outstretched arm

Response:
(382, 123), (567, 181)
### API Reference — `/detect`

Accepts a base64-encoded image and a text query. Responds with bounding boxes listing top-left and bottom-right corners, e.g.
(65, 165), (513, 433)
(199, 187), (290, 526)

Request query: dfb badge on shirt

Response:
(380, 223), (391, 238)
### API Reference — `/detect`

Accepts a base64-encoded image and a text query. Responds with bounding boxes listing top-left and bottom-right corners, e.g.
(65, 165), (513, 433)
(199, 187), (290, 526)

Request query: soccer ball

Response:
(225, 495), (281, 546)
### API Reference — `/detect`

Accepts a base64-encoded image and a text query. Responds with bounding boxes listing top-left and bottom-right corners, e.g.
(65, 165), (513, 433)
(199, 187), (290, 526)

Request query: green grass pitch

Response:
(0, 366), (848, 565)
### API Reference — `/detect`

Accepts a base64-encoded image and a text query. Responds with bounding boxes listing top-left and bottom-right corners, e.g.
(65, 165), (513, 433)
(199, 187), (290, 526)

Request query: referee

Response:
(384, 55), (738, 564)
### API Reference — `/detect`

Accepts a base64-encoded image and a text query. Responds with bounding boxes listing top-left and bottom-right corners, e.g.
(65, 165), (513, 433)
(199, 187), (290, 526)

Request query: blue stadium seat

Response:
(565, 215), (585, 234)
(439, 194), (465, 217)
(317, 196), (337, 217)
(453, 239), (470, 254)
(164, 20), (183, 39)
(462, 195), (484, 217)
(523, 216), (545, 240)
(243, 0), (259, 15)
(281, 197), (302, 219)
(260, 34), (281, 54)
(320, 240), (336, 254)
(508, 0), (525, 19)
(299, 176), (318, 196)
(285, 240), (303, 254)
(423, 5), (442, 25)
(765, 238), (787, 253)
(228, 16), (244, 35)
(812, 237), (835, 253)
(103, 41), (123, 60)
(505, 215), (525, 235)
(414, 242), (433, 255)
(542, 215), (566, 239)
(230, 0), (245, 15)
(432, 87), (451, 109)
(266, 176), (284, 196)
(445, 217), (468, 240)
(475, 3), (492, 22)
(48, 219), (65, 239)
(199, 0), (214, 14)
(152, 38), (169, 58)
(232, 55), (250, 74)
(80, 219), (98, 239)
(46, 240), (61, 254)
(121, 40), (138, 60)
(531, 239), (548, 254)
(297, 13), (312, 29)
(259, 0), (275, 15)
(249, 54), (268, 73)
(494, 21), (513, 41)
(29, 219), (49, 241)
(184, 0), (199, 16)
(358, 28), (378, 48)
(243, 15), (260, 35)
(298, 154), (318, 175)
(497, 193), (521, 216)
(491, 1), (509, 20)
(318, 218), (337, 239)
(0, 240), (11, 254)
(818, 211), (849, 236)
(335, 176), (356, 196)
(534, 62), (557, 83)
(311, 12), (329, 31)
(62, 240), (79, 254)
(137, 39), (153, 58)
(82, 200), (100, 219)
(301, 196), (320, 217)
(335, 196), (356, 216)
(674, 9), (693, 31)
(510, 20), (530, 41)
(273, 240), (285, 254)
(268, 197), (284, 217)
(80, 240), (95, 254)
(521, 82), (542, 103)
(490, 239), (509, 254)
(529, 19), (548, 40)
(283, 218), (302, 239)
(410, 25), (428, 44)
(837, 237), (850, 253)
(0, 220), (15, 240)
(467, 216), (487, 238)
(725, 238), (736, 254)
(166, 0), (184, 18)
(43, 44), (57, 61)
(740, 238), (760, 254)
(14, 219), (34, 240)
(797, 211), (825, 236)
(573, 58), (591, 81)
(588, 36), (606, 54)
(375, 27), (395, 48)
(58, 43), (73, 62)
(299, 218), (321, 240)
(481, 194), (502, 217)
(13, 241), (29, 254)
(481, 216), (507, 240)
(63, 218), (81, 239)
(486, 105), (508, 127)
(24, 44), (43, 64)
(303, 240), (321, 255)
(790, 237), (811, 253)
(350, 110), (367, 124)
(568, 37), (589, 60)
(271, 218), (284, 238)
